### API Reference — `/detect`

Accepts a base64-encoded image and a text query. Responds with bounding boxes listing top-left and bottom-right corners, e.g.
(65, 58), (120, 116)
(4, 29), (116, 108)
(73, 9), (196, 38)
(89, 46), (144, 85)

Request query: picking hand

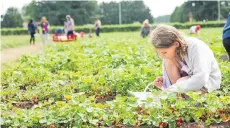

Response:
(154, 76), (164, 89)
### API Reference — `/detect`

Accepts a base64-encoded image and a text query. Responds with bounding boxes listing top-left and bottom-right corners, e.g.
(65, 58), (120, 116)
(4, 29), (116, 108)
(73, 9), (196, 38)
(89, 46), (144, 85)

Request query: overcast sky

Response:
(1, 0), (185, 18)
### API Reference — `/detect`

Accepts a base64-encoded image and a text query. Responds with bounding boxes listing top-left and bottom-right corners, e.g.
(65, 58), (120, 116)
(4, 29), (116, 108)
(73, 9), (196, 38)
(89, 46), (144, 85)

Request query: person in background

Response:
(66, 15), (75, 36)
(223, 12), (230, 60)
(151, 24), (221, 94)
(189, 25), (201, 34)
(28, 19), (37, 45)
(94, 18), (101, 37)
(40, 16), (50, 47)
(140, 19), (151, 38)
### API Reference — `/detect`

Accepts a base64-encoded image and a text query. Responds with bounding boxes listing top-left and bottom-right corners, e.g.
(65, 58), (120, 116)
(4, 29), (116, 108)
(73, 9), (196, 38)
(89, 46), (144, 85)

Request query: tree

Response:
(1, 7), (23, 28)
(170, 1), (230, 23)
(99, 1), (154, 24)
(154, 15), (170, 23)
(22, 0), (98, 25)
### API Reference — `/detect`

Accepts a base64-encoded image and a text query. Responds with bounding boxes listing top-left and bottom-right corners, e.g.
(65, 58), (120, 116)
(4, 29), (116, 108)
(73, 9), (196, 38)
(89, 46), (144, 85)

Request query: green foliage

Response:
(1, 35), (42, 50)
(1, 29), (230, 127)
(99, 1), (154, 24)
(22, 1), (98, 25)
(154, 15), (171, 23)
(1, 22), (226, 35)
(170, 1), (230, 23)
(21, 0), (153, 25)
(1, 7), (23, 28)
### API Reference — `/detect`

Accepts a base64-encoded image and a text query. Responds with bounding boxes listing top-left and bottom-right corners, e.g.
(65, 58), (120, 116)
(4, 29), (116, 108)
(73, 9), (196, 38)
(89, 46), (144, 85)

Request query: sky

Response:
(1, 0), (185, 18)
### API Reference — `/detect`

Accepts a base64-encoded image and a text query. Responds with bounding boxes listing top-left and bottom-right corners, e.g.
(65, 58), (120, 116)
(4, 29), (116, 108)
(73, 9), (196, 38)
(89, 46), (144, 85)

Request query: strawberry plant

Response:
(1, 29), (230, 127)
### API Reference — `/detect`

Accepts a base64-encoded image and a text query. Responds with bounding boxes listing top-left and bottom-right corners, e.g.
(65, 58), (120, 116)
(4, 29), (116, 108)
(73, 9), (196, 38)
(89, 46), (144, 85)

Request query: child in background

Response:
(40, 16), (50, 49)
(140, 19), (151, 38)
(28, 19), (37, 45)
(94, 19), (101, 37)
(189, 25), (201, 34)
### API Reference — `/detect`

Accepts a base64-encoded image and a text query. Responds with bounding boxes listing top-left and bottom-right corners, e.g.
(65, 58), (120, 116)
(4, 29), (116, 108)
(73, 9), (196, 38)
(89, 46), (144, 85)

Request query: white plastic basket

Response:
(128, 83), (176, 106)
(128, 83), (154, 101)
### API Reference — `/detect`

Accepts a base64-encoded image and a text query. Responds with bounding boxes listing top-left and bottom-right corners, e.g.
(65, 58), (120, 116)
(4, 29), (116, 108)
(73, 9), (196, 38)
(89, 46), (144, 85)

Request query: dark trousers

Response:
(96, 28), (100, 37)
(30, 32), (35, 44)
(223, 37), (230, 57)
(67, 30), (74, 36)
(67, 31), (74, 39)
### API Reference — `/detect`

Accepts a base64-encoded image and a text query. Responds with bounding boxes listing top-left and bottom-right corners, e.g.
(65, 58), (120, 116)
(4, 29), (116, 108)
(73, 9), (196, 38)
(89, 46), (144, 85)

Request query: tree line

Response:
(1, 0), (230, 28)
(170, 1), (230, 23)
(1, 0), (153, 28)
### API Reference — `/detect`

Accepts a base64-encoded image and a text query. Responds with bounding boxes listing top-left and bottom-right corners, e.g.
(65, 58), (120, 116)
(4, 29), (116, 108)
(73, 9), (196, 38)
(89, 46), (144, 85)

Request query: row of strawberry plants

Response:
(1, 92), (230, 127)
(1, 31), (230, 127)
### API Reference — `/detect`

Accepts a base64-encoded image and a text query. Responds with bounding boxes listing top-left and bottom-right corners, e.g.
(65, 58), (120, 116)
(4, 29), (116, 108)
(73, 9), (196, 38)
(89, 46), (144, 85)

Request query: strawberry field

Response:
(1, 28), (230, 128)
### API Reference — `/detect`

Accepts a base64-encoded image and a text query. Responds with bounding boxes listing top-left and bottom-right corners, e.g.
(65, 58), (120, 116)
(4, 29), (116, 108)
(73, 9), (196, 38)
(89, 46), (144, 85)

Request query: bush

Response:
(1, 21), (225, 35)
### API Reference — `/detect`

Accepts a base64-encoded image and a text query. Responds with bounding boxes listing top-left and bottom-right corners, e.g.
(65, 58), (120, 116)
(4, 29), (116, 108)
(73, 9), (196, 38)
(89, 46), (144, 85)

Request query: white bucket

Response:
(128, 83), (176, 106)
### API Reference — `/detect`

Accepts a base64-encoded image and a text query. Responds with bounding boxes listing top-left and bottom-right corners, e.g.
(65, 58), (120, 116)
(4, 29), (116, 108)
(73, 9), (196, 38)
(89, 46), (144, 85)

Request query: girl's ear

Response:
(174, 41), (180, 47)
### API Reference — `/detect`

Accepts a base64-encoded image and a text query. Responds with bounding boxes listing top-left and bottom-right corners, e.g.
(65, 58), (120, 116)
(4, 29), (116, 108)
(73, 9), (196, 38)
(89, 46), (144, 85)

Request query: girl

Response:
(151, 24), (221, 93)
(28, 19), (37, 45)
(40, 16), (50, 47)
(94, 19), (101, 37)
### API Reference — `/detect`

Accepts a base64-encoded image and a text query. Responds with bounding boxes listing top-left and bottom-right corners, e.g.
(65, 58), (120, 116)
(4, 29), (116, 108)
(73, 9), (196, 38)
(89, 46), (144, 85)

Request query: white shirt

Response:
(166, 37), (221, 93)
(189, 26), (197, 34)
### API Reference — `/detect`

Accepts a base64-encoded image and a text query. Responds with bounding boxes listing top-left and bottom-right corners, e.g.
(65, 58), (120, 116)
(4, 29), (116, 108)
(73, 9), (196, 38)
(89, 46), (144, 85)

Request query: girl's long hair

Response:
(150, 24), (188, 61)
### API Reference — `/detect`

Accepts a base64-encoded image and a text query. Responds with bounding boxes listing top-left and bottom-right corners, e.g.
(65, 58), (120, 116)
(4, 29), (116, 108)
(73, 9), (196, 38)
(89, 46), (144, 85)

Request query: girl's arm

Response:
(48, 22), (50, 29)
(166, 42), (214, 93)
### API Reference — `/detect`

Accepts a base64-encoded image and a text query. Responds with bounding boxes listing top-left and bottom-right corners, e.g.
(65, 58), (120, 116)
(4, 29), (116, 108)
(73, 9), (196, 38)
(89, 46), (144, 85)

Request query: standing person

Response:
(140, 19), (151, 38)
(151, 24), (221, 93)
(223, 12), (230, 60)
(65, 15), (75, 36)
(28, 19), (37, 45)
(40, 16), (50, 48)
(94, 19), (101, 37)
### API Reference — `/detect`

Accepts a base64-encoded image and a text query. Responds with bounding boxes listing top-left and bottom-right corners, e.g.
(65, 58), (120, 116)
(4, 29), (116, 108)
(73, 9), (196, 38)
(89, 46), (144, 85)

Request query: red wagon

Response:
(52, 28), (77, 42)
(53, 34), (77, 42)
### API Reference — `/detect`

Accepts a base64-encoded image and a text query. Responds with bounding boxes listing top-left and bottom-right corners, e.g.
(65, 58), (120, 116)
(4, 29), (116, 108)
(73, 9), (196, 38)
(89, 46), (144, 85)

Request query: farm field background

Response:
(1, 28), (230, 127)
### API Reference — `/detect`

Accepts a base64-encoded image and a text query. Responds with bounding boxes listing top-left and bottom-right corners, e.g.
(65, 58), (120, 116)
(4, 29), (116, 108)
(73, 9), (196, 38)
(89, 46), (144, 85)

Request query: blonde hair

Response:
(150, 24), (188, 61)
(41, 16), (47, 23)
(143, 19), (149, 27)
(66, 15), (71, 20)
(95, 19), (101, 28)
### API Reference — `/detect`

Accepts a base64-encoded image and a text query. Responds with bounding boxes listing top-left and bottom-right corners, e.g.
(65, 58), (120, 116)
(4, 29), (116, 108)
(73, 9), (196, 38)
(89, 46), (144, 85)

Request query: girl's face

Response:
(156, 42), (180, 60)
(42, 18), (46, 23)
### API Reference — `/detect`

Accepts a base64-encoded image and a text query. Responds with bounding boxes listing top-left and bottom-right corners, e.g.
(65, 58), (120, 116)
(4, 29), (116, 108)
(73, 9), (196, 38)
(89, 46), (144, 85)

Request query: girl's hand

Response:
(154, 76), (164, 89)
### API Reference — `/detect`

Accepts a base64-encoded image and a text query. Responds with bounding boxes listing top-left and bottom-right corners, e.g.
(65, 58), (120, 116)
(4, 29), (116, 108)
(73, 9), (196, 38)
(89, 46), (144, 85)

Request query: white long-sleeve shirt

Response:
(165, 37), (221, 93)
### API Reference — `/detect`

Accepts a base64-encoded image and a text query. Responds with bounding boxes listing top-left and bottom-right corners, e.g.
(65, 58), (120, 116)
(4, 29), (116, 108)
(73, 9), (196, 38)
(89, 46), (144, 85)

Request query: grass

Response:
(1, 27), (229, 127)
(1, 34), (43, 50)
